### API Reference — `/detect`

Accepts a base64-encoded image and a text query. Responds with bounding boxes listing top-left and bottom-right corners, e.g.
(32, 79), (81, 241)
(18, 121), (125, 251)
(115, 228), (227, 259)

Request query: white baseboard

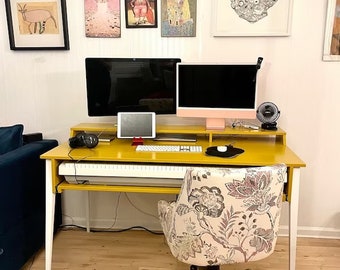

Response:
(279, 225), (340, 239)
(63, 217), (340, 239)
(62, 217), (163, 232)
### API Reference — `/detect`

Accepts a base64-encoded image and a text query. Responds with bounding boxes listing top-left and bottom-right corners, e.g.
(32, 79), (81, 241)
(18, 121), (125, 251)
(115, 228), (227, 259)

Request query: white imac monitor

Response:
(117, 112), (156, 139)
(176, 60), (261, 130)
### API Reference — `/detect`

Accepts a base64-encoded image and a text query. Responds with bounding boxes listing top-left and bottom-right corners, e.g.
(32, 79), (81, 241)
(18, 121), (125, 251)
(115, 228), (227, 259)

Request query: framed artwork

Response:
(125, 0), (157, 28)
(5, 0), (69, 50)
(212, 0), (293, 37)
(323, 0), (340, 61)
(85, 0), (121, 38)
(161, 0), (197, 37)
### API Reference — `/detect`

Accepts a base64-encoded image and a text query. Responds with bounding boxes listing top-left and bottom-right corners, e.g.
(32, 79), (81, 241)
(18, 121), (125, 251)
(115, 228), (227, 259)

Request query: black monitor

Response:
(85, 58), (181, 116)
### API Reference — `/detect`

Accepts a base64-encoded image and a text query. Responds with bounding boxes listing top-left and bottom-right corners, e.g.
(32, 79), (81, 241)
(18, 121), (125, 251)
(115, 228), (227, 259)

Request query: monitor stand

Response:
(206, 118), (225, 130)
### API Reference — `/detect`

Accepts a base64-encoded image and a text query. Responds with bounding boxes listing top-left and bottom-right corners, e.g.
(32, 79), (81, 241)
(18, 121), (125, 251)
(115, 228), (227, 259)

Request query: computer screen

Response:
(176, 62), (260, 130)
(85, 58), (181, 116)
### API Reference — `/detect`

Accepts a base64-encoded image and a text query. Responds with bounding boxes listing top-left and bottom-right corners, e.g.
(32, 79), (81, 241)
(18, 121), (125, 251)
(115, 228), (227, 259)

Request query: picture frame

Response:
(84, 0), (121, 38)
(323, 0), (340, 61)
(161, 0), (197, 37)
(5, 0), (69, 50)
(125, 0), (157, 28)
(212, 0), (293, 37)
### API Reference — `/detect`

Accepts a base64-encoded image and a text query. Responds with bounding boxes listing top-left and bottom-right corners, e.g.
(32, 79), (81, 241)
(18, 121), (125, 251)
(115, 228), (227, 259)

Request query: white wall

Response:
(1, 1), (339, 238)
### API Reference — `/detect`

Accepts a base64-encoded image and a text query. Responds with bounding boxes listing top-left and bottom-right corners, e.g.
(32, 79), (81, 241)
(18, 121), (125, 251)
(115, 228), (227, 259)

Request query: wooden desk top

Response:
(41, 125), (305, 197)
(41, 135), (305, 168)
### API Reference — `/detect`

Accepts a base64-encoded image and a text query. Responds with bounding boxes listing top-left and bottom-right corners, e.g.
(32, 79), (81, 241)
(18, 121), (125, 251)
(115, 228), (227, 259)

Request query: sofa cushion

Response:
(0, 124), (24, 155)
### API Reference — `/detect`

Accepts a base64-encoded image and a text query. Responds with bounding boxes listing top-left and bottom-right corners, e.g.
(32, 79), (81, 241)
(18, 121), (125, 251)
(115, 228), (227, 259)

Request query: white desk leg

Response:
(289, 168), (301, 270)
(45, 160), (56, 270)
(85, 191), (91, 232)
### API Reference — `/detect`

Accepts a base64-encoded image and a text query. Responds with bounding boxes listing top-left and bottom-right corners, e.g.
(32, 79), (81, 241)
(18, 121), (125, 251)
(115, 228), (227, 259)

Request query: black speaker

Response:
(69, 132), (98, 148)
(256, 102), (280, 130)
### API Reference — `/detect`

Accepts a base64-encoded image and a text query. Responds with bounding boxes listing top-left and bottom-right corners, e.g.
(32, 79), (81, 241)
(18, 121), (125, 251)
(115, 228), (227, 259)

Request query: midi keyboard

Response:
(59, 161), (217, 187)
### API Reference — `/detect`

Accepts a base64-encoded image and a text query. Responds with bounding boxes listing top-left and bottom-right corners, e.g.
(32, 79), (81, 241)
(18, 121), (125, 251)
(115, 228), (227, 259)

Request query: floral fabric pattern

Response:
(158, 164), (286, 267)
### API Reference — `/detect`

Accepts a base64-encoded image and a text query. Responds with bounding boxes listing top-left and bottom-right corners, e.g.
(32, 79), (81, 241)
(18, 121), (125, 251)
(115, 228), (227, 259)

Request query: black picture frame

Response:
(125, 0), (157, 28)
(5, 0), (70, 50)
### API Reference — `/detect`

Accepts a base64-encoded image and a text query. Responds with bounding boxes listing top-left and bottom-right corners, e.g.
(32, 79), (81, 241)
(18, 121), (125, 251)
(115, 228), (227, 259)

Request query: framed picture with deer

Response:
(5, 0), (69, 50)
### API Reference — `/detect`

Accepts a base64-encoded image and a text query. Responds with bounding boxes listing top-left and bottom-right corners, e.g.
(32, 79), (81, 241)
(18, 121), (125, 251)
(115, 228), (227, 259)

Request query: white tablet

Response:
(117, 112), (156, 139)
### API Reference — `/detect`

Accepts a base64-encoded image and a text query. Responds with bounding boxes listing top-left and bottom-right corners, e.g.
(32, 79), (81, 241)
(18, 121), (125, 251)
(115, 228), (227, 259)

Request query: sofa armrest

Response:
(23, 133), (43, 144)
(0, 139), (58, 234)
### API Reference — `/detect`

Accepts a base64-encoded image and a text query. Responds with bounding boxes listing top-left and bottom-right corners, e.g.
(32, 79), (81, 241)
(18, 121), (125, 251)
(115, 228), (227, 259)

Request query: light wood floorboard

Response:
(24, 229), (340, 270)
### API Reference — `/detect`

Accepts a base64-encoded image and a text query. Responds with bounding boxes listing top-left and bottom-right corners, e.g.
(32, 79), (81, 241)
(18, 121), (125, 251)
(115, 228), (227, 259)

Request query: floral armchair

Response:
(158, 164), (286, 269)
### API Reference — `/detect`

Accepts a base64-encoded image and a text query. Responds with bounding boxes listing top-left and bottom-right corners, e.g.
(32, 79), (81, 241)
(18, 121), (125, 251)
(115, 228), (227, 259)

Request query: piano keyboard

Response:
(59, 161), (213, 187)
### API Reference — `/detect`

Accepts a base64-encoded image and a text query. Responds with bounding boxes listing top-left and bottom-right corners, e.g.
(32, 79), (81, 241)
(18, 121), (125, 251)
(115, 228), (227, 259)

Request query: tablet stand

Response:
(132, 137), (144, 146)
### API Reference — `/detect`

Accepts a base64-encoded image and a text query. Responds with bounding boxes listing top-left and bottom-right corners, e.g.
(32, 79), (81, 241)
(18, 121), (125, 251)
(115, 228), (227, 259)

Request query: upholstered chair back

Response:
(158, 164), (286, 268)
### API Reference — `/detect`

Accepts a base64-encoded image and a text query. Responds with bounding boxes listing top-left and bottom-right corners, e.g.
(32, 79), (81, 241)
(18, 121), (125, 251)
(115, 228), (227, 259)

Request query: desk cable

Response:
(232, 120), (260, 130)
(67, 148), (95, 184)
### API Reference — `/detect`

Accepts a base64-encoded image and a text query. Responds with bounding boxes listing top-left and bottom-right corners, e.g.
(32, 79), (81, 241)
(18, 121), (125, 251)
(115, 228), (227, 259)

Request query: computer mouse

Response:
(217, 146), (227, 152)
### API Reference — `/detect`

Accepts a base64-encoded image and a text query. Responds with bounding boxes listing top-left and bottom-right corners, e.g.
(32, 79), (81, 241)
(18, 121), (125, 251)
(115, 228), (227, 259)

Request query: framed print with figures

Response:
(125, 0), (157, 28)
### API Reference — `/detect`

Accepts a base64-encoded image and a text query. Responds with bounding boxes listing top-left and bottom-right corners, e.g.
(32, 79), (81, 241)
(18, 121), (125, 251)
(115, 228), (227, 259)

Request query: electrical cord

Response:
(60, 192), (163, 235)
(63, 143), (164, 236)
(91, 225), (163, 235)
(231, 120), (259, 130)
(124, 193), (159, 220)
(60, 224), (163, 235)
(67, 148), (95, 183)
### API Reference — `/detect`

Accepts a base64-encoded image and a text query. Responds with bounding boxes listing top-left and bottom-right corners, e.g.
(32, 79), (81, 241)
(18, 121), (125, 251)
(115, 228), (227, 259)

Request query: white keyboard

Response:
(59, 161), (214, 187)
(59, 162), (190, 179)
(135, 145), (202, 153)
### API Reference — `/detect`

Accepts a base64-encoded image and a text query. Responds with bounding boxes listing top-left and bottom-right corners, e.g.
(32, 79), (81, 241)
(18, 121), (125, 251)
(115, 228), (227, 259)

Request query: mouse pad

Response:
(205, 145), (244, 158)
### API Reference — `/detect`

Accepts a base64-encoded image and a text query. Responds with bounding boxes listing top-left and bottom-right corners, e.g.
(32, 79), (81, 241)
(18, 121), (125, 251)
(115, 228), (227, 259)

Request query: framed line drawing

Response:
(125, 0), (157, 28)
(5, 0), (69, 50)
(323, 0), (340, 61)
(212, 0), (293, 37)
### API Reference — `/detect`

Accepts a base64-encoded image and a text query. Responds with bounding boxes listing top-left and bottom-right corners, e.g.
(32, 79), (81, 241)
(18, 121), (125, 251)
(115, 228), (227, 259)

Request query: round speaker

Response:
(256, 102), (280, 130)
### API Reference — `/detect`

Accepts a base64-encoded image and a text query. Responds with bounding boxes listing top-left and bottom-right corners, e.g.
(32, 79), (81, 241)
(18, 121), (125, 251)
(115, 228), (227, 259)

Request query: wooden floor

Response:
(24, 229), (340, 270)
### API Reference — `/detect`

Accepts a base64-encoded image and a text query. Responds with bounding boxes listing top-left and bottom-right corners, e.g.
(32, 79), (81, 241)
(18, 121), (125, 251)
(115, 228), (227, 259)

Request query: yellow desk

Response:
(41, 123), (305, 270)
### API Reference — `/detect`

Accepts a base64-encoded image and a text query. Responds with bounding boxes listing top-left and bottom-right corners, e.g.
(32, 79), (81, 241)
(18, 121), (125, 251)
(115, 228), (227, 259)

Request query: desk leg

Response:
(45, 160), (56, 270)
(289, 168), (301, 270)
(85, 191), (91, 232)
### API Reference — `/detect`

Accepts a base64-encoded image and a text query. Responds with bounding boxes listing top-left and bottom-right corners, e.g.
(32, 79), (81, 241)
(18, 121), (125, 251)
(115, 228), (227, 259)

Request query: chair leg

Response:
(190, 266), (220, 270)
(207, 266), (220, 270)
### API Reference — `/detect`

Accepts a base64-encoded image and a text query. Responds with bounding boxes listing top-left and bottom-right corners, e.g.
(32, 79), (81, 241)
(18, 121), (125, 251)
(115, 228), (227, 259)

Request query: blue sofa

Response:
(0, 124), (61, 270)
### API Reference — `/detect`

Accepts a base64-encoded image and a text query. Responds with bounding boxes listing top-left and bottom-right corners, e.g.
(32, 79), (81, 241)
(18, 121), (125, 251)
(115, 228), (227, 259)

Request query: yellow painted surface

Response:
(41, 123), (305, 200)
